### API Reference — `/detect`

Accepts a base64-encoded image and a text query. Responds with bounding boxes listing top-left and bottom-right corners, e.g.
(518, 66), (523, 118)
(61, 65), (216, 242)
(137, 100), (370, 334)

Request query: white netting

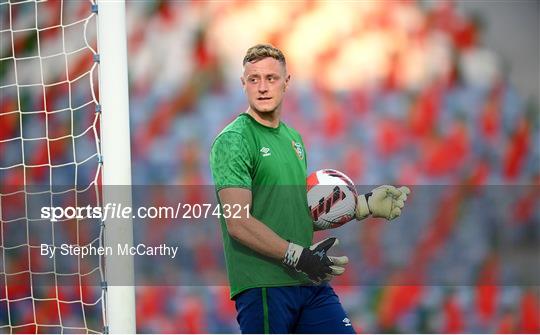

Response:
(0, 0), (105, 333)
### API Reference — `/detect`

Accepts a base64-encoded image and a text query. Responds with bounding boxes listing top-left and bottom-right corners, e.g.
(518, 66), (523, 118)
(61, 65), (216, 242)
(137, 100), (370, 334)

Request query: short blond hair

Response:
(243, 44), (286, 67)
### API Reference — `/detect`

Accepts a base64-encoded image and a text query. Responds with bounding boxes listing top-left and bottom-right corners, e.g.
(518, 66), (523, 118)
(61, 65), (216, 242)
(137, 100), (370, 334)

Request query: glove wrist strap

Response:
(355, 193), (372, 220)
(282, 242), (303, 268)
(364, 192), (373, 213)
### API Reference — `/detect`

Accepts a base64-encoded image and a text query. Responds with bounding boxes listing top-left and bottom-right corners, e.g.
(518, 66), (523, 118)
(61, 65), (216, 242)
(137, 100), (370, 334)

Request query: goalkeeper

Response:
(209, 44), (410, 334)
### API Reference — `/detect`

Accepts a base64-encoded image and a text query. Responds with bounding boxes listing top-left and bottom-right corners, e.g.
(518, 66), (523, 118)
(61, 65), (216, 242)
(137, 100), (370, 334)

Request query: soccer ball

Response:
(306, 169), (358, 230)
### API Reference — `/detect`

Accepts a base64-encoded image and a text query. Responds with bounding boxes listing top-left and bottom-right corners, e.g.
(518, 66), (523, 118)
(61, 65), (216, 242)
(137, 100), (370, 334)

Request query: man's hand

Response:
(282, 237), (348, 284)
(355, 185), (410, 221)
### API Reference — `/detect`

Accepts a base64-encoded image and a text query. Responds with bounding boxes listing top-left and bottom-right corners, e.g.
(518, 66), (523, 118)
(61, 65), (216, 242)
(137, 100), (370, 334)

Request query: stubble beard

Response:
(249, 105), (280, 121)
(249, 101), (281, 119)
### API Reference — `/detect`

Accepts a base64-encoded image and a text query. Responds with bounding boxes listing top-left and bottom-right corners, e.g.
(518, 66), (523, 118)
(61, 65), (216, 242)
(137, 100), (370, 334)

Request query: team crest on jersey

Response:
(292, 141), (304, 160)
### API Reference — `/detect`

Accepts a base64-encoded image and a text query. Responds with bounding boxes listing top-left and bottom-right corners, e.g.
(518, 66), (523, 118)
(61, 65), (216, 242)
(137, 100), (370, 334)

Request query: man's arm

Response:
(218, 187), (288, 260)
(218, 187), (348, 283)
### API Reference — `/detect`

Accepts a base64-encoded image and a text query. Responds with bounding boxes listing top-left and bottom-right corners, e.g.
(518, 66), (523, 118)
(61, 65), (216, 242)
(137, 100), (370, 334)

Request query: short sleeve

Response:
(210, 132), (252, 191)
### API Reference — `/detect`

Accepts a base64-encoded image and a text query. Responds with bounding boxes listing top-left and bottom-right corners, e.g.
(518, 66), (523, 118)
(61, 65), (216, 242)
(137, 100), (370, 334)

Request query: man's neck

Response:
(247, 107), (281, 128)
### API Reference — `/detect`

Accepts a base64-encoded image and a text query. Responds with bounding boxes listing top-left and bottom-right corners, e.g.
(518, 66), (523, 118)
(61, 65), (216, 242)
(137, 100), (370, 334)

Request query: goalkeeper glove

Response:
(355, 185), (410, 221)
(282, 237), (348, 284)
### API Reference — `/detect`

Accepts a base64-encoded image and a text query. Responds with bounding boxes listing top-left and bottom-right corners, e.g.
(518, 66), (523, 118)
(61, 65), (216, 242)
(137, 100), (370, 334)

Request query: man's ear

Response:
(240, 76), (246, 91)
(284, 74), (291, 91)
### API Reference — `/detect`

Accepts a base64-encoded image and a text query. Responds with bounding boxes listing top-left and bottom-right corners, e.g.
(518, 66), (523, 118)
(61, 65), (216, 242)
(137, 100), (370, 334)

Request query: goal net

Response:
(0, 0), (131, 333)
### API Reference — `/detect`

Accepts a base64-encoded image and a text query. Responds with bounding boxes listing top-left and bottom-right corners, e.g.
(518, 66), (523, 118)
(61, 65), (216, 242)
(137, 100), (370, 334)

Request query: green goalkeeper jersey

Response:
(209, 113), (313, 298)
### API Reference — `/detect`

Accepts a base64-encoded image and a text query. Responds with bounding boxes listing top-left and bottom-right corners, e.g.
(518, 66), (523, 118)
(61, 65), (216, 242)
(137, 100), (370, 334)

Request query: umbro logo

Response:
(342, 318), (352, 327)
(260, 147), (271, 157)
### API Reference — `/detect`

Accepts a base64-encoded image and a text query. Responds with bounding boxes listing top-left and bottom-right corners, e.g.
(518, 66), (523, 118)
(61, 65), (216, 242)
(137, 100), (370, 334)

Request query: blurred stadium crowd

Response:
(126, 1), (539, 332)
(1, 0), (539, 333)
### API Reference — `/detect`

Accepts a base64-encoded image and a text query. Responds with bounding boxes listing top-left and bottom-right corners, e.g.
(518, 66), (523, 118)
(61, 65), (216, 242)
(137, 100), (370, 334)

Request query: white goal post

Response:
(0, 0), (135, 333)
(97, 0), (136, 333)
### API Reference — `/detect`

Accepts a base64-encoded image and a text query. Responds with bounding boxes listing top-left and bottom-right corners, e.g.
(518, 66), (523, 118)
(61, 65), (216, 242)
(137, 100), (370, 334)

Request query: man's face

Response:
(241, 57), (290, 114)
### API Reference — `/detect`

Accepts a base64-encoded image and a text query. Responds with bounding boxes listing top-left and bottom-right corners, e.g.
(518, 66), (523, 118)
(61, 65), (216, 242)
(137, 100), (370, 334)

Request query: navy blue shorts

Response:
(234, 285), (356, 334)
